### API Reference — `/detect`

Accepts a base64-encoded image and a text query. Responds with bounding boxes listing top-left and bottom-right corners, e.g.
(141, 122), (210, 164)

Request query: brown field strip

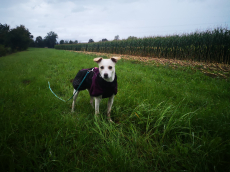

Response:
(70, 50), (230, 79)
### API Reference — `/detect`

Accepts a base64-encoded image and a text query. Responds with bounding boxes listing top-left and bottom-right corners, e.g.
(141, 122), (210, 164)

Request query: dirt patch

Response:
(70, 50), (230, 79)
(22, 79), (31, 85)
(203, 72), (219, 78)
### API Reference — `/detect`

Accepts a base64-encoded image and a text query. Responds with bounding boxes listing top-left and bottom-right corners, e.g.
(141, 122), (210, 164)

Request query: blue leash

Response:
(48, 68), (94, 102)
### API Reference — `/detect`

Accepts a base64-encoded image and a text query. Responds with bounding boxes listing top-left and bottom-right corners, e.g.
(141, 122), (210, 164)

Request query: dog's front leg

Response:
(87, 89), (94, 109)
(94, 95), (102, 115)
(90, 96), (94, 109)
(107, 95), (115, 122)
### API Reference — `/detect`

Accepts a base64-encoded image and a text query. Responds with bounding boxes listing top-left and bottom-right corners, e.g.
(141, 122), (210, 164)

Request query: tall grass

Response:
(0, 48), (230, 171)
(55, 27), (230, 64)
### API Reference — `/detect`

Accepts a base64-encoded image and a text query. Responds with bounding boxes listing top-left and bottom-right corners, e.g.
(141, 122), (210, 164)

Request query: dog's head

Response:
(94, 57), (121, 82)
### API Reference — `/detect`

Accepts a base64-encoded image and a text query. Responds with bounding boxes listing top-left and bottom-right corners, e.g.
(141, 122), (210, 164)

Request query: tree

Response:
(29, 35), (35, 47)
(127, 36), (138, 40)
(74, 40), (78, 44)
(44, 31), (58, 48)
(35, 36), (44, 48)
(0, 24), (10, 56)
(60, 40), (64, 44)
(0, 23), (34, 56)
(0, 23), (10, 45)
(114, 35), (119, 40)
(7, 25), (32, 51)
(88, 39), (94, 43)
(29, 39), (35, 47)
(69, 40), (73, 44)
(64, 40), (68, 44)
(102, 38), (108, 42)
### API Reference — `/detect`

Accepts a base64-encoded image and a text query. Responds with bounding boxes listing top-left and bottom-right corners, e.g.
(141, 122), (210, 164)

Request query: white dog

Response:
(71, 57), (121, 122)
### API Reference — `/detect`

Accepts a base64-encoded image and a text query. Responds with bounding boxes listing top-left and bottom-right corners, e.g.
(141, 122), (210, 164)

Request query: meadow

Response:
(0, 48), (230, 171)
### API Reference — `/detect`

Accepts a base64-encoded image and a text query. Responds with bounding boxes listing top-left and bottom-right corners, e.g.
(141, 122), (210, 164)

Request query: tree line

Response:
(0, 22), (119, 57)
(31, 31), (58, 48)
(59, 38), (108, 44)
(0, 23), (34, 56)
(0, 23), (59, 57)
(59, 35), (120, 44)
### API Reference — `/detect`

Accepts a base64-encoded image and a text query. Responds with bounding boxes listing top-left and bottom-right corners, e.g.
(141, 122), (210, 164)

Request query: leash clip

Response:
(88, 67), (95, 72)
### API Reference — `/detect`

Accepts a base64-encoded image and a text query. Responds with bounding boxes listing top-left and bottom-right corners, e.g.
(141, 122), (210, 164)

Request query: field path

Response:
(70, 50), (230, 79)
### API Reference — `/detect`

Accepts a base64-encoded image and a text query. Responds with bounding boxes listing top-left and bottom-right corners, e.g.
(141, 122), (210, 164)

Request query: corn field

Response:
(55, 27), (230, 64)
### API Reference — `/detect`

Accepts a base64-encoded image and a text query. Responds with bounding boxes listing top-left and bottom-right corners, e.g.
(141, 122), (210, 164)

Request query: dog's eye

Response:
(100, 66), (104, 69)
(108, 66), (112, 70)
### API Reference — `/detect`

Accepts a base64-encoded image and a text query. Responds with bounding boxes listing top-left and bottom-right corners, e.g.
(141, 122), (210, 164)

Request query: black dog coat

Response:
(73, 67), (117, 98)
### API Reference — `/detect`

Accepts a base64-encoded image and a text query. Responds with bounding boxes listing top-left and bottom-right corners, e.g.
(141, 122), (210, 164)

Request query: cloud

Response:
(38, 25), (47, 28)
(0, 0), (229, 42)
(71, 6), (87, 13)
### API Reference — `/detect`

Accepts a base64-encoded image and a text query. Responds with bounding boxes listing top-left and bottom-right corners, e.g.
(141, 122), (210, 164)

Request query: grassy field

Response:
(0, 48), (230, 171)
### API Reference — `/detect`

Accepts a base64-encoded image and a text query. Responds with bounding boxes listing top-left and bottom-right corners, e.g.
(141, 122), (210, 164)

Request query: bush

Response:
(0, 45), (13, 57)
(6, 47), (12, 54)
(0, 44), (6, 57)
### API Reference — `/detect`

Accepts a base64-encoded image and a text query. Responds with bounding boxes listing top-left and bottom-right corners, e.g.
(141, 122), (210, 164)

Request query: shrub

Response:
(0, 44), (6, 57)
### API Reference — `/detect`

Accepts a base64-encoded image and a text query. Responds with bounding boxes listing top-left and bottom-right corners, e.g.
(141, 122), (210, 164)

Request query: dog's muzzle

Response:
(104, 73), (108, 79)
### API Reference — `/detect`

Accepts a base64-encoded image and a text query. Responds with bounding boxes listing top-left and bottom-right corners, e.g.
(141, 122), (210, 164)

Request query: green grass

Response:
(0, 48), (230, 171)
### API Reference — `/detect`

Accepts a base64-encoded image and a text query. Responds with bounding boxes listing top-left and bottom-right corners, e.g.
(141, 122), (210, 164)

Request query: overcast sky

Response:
(1, 0), (229, 42)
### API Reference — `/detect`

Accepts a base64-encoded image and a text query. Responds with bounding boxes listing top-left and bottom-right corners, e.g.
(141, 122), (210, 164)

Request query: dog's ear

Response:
(94, 57), (103, 63)
(110, 57), (121, 63)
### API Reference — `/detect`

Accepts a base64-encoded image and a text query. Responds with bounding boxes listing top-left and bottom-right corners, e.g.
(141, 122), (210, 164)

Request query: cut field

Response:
(72, 50), (230, 79)
(0, 48), (230, 171)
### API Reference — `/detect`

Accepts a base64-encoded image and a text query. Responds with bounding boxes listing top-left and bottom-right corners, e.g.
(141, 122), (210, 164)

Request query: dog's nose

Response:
(104, 73), (108, 78)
